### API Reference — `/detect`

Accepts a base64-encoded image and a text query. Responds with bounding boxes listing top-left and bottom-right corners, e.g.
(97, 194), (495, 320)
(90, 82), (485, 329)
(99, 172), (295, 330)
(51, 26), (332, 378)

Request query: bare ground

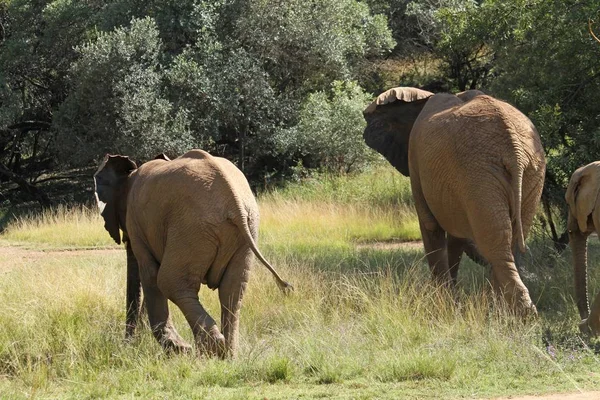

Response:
(0, 245), (121, 273)
(355, 240), (423, 251)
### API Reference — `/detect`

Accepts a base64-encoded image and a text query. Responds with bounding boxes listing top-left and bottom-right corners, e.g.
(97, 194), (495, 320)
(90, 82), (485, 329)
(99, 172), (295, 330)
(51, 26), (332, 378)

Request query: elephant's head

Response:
(94, 155), (138, 244)
(565, 161), (600, 334)
(363, 87), (434, 176)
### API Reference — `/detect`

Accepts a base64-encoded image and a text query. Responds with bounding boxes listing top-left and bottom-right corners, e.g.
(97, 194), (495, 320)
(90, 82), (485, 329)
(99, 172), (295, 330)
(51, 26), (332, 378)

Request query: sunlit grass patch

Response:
(1, 205), (115, 249)
(259, 200), (419, 251)
(1, 237), (600, 398)
(1, 165), (600, 398)
(0, 164), (419, 250)
(262, 164), (414, 207)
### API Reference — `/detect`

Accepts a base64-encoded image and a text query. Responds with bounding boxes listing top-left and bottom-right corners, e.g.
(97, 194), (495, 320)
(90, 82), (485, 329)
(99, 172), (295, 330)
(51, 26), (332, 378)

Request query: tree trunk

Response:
(238, 126), (246, 173)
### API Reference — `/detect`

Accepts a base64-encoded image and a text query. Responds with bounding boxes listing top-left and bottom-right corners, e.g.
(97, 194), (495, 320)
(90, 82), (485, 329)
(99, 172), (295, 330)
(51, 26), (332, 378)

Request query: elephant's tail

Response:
(235, 215), (294, 293)
(511, 165), (526, 254)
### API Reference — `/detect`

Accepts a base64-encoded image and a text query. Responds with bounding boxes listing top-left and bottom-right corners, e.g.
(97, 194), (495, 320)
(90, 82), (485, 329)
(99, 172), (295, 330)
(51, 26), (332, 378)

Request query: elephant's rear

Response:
(129, 151), (254, 262)
(415, 95), (545, 247)
(461, 97), (544, 246)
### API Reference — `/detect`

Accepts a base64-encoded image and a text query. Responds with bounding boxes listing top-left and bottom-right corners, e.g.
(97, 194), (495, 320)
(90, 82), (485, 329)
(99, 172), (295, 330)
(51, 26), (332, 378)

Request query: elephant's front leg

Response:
(411, 178), (451, 286)
(447, 235), (465, 287)
(581, 290), (600, 336)
(219, 247), (252, 357)
(125, 242), (142, 338)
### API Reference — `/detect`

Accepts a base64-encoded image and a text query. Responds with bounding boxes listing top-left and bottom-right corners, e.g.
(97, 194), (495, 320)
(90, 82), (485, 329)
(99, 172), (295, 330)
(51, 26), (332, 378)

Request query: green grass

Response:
(1, 165), (600, 399)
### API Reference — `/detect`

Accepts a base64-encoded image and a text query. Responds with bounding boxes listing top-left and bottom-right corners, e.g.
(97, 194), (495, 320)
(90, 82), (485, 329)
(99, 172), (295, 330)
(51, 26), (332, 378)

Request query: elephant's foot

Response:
(197, 325), (226, 358)
(157, 325), (192, 354)
(510, 293), (537, 319)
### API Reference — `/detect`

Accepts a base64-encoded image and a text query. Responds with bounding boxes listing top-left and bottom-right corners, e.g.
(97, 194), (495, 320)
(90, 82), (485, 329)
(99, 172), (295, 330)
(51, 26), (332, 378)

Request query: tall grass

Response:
(0, 165), (599, 398)
(1, 205), (115, 249)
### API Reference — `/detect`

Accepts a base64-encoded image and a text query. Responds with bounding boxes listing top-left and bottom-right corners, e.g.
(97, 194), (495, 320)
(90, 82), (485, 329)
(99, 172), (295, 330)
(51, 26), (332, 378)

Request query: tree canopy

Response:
(2, 0), (600, 243)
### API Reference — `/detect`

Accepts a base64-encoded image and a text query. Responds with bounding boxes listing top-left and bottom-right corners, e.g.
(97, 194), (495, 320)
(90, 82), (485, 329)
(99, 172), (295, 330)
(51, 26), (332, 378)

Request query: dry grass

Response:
(0, 166), (599, 398)
(1, 205), (115, 249)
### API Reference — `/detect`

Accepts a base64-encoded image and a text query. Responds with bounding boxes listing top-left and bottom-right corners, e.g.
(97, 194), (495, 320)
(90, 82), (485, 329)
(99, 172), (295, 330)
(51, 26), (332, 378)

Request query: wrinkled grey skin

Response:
(94, 149), (292, 358)
(363, 87), (546, 315)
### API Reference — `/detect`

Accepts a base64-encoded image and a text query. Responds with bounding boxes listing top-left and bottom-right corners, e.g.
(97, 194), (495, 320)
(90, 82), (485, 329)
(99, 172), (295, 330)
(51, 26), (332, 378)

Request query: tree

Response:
(484, 0), (600, 244)
(54, 17), (192, 165)
(275, 81), (377, 173)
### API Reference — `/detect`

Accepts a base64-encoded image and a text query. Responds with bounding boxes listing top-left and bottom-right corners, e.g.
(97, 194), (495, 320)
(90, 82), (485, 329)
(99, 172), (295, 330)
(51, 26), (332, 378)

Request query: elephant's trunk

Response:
(570, 230), (590, 320)
(125, 242), (142, 338)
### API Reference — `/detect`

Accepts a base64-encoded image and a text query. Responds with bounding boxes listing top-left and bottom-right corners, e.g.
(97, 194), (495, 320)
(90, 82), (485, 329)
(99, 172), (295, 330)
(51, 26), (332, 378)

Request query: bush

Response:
(53, 17), (193, 165)
(275, 81), (378, 173)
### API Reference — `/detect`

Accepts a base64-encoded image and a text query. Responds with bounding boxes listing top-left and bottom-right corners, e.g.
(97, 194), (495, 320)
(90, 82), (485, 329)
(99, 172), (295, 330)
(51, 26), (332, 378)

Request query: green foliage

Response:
(0, 0), (395, 187)
(434, 0), (495, 90)
(54, 17), (193, 164)
(232, 0), (395, 93)
(486, 0), (600, 215)
(275, 81), (377, 173)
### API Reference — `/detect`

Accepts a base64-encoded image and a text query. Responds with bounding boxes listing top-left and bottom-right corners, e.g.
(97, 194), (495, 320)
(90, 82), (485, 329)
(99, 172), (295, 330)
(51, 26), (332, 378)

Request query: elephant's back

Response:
(410, 95), (544, 240)
(131, 155), (241, 222)
(422, 95), (542, 164)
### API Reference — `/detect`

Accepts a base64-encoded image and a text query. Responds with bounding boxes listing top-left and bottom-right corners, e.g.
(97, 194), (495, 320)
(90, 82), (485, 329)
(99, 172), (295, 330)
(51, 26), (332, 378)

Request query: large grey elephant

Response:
(363, 87), (546, 315)
(94, 149), (292, 357)
(565, 161), (600, 335)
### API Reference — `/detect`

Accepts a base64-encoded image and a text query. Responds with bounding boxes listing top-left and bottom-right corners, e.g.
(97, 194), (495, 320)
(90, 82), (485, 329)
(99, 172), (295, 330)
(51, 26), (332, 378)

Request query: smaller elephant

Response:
(94, 149), (292, 357)
(566, 161), (600, 335)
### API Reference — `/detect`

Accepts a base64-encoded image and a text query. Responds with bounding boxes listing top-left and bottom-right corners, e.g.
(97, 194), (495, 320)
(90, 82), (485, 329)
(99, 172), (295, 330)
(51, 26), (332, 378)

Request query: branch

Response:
(0, 161), (51, 207)
(8, 120), (51, 132)
(22, 75), (50, 92)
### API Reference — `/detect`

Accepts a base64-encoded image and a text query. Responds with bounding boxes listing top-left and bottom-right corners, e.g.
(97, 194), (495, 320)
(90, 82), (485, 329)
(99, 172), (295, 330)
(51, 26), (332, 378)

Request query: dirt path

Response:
(355, 240), (423, 251)
(0, 245), (121, 272)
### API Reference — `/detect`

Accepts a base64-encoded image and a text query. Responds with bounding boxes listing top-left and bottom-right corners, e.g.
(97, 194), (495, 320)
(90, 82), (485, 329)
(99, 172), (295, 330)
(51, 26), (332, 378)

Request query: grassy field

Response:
(1, 165), (600, 399)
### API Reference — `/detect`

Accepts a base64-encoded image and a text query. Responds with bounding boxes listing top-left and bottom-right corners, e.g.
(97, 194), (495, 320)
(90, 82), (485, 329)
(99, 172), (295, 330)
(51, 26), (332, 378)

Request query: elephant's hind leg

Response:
(135, 248), (191, 353)
(218, 246), (252, 357)
(469, 206), (536, 316)
(158, 256), (225, 358)
(489, 260), (536, 316)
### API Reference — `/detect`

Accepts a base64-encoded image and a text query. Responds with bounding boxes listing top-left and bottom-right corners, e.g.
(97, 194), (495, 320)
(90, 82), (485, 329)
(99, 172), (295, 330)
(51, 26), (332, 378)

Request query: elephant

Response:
(565, 161), (600, 335)
(363, 87), (546, 315)
(94, 149), (292, 357)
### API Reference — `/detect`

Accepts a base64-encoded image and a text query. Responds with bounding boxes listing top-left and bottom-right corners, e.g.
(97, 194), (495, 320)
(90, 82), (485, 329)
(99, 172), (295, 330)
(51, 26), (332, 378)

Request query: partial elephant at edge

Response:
(565, 161), (600, 336)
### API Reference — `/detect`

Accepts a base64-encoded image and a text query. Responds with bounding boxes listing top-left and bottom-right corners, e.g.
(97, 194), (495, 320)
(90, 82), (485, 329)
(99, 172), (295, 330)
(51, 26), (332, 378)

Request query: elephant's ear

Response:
(456, 89), (485, 102)
(153, 153), (171, 161)
(363, 87), (434, 176)
(94, 155), (137, 244)
(566, 162), (600, 233)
